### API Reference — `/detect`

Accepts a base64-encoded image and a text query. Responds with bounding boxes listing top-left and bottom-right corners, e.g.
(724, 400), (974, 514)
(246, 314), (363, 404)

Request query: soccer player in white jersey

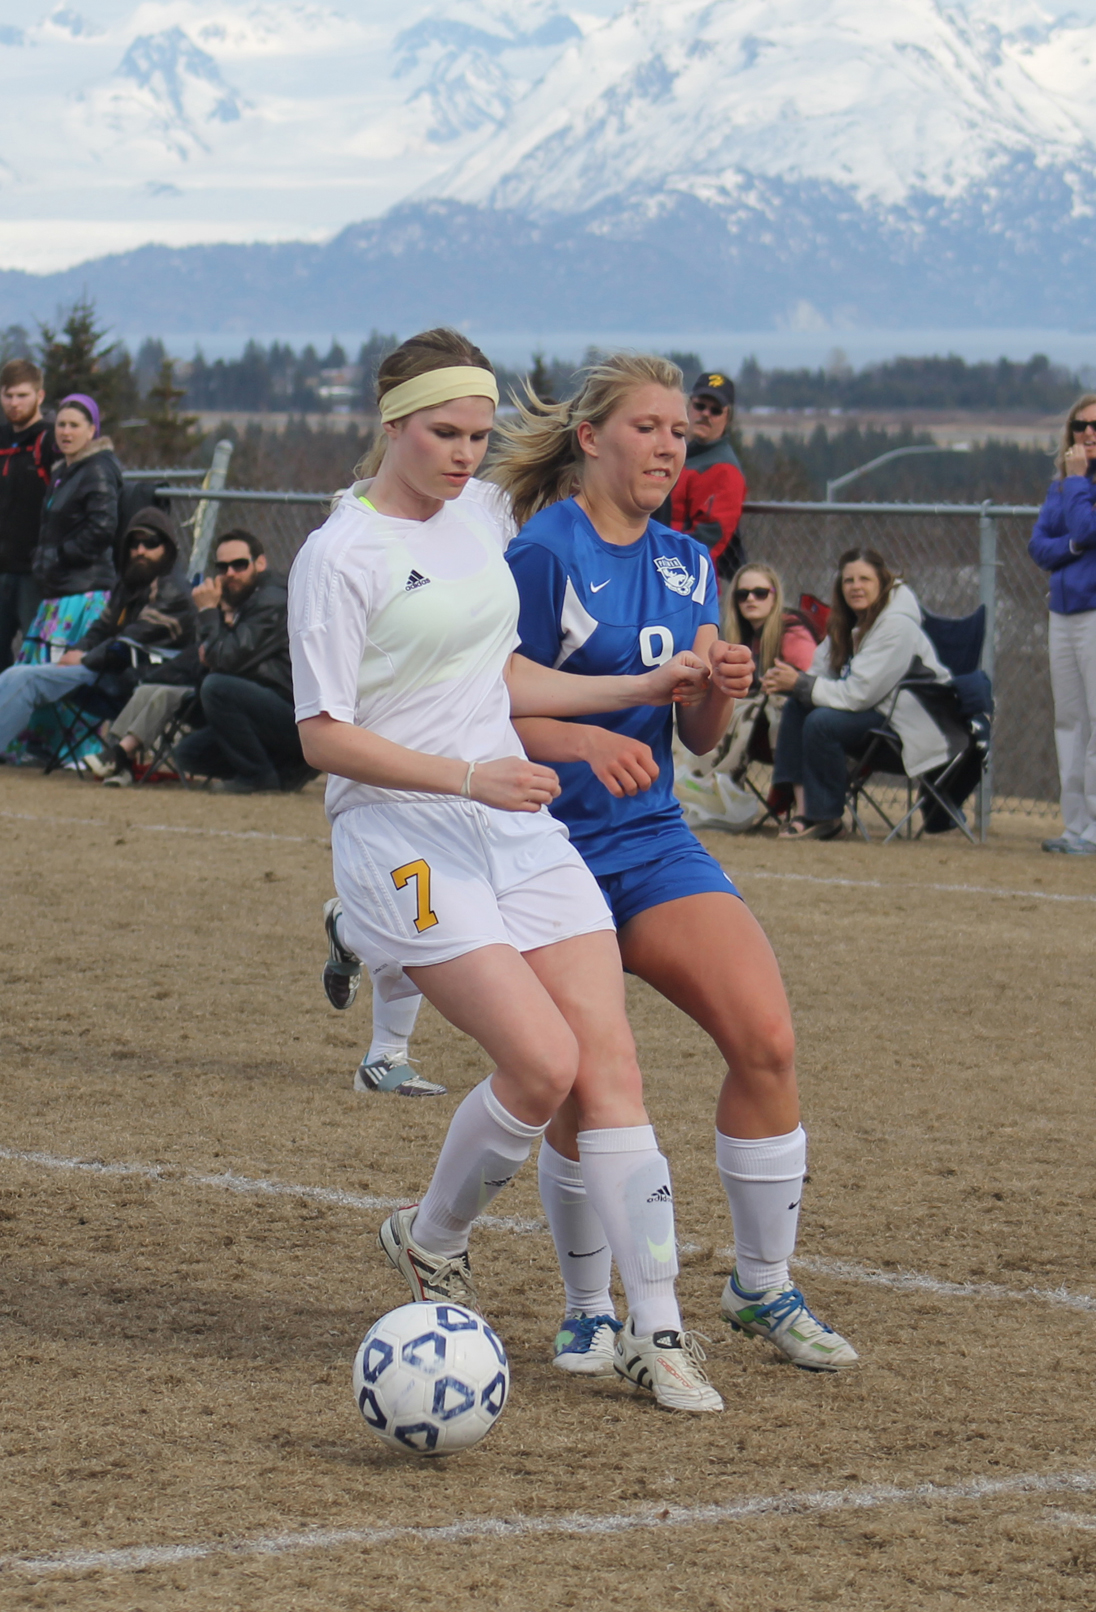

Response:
(288, 329), (742, 1413)
(490, 354), (859, 1375)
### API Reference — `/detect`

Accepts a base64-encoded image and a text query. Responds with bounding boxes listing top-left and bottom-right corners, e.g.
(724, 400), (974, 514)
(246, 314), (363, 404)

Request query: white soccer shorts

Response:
(331, 798), (615, 1001)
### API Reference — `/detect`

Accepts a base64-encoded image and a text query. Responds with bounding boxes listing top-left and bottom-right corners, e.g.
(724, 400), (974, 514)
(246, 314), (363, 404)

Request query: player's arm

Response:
(675, 625), (754, 756)
(297, 715), (560, 814)
(514, 717), (659, 798)
(505, 649), (708, 717)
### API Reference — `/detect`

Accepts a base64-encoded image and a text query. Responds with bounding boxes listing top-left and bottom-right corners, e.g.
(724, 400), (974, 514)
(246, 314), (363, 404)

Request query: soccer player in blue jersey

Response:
(491, 352), (858, 1375)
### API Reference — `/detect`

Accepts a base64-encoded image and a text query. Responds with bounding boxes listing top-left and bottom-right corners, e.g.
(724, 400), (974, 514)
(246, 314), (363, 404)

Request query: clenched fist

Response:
(709, 640), (754, 699)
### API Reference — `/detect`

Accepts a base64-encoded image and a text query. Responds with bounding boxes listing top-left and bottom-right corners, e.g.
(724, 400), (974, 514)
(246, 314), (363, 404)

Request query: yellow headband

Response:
(379, 366), (499, 423)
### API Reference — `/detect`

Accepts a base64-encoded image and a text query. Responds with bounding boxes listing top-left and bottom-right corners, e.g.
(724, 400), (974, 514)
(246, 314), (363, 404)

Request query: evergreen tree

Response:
(128, 357), (203, 467)
(0, 325), (32, 366)
(37, 298), (137, 431)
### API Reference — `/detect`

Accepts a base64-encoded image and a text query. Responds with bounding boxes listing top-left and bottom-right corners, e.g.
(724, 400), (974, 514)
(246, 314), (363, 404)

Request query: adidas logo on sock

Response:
(646, 1184), (672, 1204)
(405, 570), (431, 592)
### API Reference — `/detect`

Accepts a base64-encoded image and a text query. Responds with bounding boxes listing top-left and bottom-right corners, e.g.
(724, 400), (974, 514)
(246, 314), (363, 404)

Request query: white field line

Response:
(0, 1146), (541, 1235)
(2, 1145), (1093, 1314)
(3, 1468), (1095, 1579)
(4, 809), (1094, 903)
(0, 809), (319, 846)
(738, 868), (1096, 905)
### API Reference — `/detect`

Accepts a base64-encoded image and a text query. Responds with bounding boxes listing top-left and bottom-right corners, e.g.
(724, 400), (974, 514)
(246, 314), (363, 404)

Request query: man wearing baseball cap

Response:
(665, 371), (747, 578)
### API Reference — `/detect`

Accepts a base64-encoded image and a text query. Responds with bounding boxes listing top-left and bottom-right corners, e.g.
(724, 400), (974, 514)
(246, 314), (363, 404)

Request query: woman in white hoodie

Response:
(764, 548), (952, 839)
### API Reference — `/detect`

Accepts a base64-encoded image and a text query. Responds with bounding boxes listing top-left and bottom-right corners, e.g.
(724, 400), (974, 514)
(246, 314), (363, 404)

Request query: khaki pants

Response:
(107, 684), (192, 752)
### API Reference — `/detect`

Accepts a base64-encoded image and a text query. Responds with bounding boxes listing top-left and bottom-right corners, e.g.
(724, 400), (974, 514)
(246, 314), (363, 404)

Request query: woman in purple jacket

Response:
(1029, 394), (1096, 854)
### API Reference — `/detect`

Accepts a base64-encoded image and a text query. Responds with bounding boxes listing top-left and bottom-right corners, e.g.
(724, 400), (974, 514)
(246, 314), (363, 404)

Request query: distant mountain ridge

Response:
(3, 1), (1096, 335)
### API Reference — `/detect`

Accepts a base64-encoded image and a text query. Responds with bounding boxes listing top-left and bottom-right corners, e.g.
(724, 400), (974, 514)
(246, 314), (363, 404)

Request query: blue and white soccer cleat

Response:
(552, 1313), (623, 1376)
(354, 1055), (447, 1098)
(721, 1269), (859, 1371)
(322, 897), (362, 1010)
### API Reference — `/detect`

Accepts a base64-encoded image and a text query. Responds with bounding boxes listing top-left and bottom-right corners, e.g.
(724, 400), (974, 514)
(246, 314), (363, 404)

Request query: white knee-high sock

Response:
(412, 1077), (546, 1256)
(577, 1126), (681, 1337)
(538, 1141), (615, 1318)
(367, 986), (422, 1066)
(715, 1125), (807, 1293)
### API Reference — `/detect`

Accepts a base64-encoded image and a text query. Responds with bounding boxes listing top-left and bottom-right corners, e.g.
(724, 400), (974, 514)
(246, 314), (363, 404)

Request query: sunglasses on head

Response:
(692, 397), (727, 416)
(735, 585), (773, 603)
(1070, 418), (1096, 433)
(127, 535), (164, 554)
(214, 557), (252, 575)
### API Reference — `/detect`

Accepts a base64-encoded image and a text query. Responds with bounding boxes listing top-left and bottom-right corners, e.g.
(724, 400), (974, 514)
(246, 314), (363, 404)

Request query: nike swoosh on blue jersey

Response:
(590, 580), (611, 592)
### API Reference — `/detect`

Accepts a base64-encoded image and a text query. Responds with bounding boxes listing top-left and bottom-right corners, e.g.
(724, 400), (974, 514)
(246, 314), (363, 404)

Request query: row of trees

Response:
(0, 302), (1064, 498)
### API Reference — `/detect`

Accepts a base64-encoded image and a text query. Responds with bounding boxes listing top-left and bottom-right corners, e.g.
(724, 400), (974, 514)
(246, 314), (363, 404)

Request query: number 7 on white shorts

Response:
(390, 859), (439, 933)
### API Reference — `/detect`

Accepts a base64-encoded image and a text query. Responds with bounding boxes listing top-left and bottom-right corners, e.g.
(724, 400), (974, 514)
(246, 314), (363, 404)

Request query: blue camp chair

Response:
(846, 605), (993, 845)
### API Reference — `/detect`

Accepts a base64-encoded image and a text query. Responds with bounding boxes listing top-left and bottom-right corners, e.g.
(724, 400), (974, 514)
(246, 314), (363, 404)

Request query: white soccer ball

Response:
(352, 1302), (509, 1456)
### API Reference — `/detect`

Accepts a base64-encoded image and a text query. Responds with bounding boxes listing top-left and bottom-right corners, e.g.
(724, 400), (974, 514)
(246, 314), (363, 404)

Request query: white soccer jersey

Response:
(288, 477), (525, 820)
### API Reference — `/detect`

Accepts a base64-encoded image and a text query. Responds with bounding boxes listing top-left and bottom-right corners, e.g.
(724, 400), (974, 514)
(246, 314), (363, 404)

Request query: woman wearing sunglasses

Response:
(290, 328), (728, 1413)
(492, 352), (858, 1379)
(1029, 395), (1096, 854)
(675, 564), (820, 828)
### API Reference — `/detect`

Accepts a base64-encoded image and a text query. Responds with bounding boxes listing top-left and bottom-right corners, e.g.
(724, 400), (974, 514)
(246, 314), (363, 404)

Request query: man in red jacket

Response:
(667, 371), (747, 580)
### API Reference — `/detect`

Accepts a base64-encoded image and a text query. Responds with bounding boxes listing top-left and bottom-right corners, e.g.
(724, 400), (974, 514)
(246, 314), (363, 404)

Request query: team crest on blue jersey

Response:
(654, 555), (696, 596)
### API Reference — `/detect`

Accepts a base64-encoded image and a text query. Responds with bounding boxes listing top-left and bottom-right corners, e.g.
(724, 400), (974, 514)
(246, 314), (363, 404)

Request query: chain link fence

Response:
(159, 488), (1057, 823)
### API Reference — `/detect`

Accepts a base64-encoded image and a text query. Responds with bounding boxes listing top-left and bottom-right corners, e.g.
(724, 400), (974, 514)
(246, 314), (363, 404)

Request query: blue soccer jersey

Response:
(507, 497), (720, 875)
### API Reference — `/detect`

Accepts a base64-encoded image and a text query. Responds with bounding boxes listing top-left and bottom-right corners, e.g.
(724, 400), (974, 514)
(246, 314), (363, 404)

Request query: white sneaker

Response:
(613, 1316), (724, 1412)
(552, 1313), (622, 1376)
(378, 1204), (481, 1311)
(721, 1269), (859, 1372)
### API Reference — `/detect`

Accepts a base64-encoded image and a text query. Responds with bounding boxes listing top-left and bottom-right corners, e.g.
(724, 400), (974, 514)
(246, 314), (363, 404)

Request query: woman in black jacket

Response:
(22, 393), (122, 665)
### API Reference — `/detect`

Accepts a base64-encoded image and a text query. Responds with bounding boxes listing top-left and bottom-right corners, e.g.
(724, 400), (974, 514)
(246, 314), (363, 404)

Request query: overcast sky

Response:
(5, 1), (1096, 27)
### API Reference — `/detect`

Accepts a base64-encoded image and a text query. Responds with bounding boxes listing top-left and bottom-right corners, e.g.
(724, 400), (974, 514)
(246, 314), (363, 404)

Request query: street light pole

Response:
(825, 443), (972, 502)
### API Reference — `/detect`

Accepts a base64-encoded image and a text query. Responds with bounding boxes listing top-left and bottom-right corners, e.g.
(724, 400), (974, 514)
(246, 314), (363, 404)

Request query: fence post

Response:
(977, 502), (997, 842)
(187, 439), (234, 578)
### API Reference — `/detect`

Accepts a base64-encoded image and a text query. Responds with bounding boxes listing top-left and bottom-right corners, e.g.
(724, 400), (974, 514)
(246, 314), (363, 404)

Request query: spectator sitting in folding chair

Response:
(0, 506), (195, 763)
(88, 646), (203, 786)
(764, 547), (952, 840)
(172, 529), (311, 794)
(675, 563), (819, 831)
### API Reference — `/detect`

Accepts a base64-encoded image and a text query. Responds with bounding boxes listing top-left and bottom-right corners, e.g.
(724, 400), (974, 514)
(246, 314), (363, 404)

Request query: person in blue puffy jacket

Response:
(1028, 394), (1096, 854)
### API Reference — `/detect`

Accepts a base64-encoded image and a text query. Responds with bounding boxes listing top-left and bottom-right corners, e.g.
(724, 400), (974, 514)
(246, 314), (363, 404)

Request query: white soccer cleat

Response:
(552, 1313), (622, 1376)
(613, 1316), (724, 1412)
(378, 1204), (481, 1313)
(721, 1269), (859, 1372)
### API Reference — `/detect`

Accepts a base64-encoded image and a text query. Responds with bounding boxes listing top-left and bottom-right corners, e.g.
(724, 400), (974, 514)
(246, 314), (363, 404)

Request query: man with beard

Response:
(0, 506), (194, 759)
(172, 528), (308, 794)
(0, 358), (58, 669)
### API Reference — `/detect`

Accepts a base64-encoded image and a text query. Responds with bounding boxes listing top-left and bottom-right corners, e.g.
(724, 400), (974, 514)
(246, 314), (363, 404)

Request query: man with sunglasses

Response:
(656, 372), (747, 581)
(0, 506), (195, 760)
(173, 528), (308, 793)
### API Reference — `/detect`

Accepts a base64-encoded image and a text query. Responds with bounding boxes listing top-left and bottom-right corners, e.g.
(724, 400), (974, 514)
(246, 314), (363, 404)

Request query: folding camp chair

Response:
(43, 639), (182, 778)
(133, 684), (203, 787)
(846, 605), (992, 845)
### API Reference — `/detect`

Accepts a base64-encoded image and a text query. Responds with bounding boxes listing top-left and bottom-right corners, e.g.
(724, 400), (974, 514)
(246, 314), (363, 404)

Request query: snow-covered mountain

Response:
(0, 1), (595, 270)
(435, 0), (1096, 213)
(3, 0), (1096, 334)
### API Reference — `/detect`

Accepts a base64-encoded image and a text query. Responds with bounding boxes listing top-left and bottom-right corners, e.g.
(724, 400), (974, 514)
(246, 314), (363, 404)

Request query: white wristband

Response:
(460, 761), (477, 799)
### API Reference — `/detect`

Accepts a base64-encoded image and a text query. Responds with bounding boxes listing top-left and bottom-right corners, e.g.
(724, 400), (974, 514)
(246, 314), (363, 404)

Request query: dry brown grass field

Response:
(1, 767), (1094, 1612)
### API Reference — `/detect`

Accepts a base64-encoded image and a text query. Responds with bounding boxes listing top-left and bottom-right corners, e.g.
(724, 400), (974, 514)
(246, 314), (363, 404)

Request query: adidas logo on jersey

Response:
(646, 1184), (673, 1203)
(405, 570), (431, 592)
